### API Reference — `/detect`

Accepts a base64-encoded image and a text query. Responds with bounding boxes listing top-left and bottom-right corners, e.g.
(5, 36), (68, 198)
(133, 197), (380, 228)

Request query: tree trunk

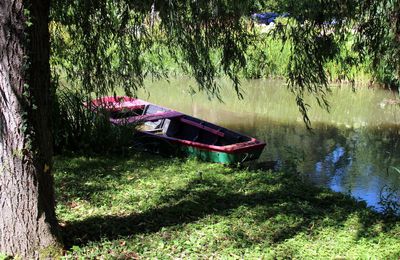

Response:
(0, 0), (61, 258)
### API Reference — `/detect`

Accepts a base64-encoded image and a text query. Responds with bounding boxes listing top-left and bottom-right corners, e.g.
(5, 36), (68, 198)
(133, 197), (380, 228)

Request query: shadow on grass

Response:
(55, 153), (173, 204)
(55, 156), (128, 203)
(59, 159), (396, 249)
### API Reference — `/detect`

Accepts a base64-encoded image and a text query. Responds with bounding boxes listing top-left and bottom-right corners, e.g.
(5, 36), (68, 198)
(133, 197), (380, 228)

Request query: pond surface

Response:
(138, 78), (400, 213)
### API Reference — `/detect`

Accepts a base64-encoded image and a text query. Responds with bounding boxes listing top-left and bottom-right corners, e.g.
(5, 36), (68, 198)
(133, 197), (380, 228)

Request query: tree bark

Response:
(0, 0), (61, 258)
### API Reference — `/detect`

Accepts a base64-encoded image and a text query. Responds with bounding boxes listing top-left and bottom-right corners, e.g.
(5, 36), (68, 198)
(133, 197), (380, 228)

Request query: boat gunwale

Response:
(158, 134), (266, 154)
(91, 96), (266, 154)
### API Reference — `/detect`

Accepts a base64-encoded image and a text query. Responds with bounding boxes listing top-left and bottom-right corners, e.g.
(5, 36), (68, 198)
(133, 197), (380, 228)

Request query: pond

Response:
(138, 77), (400, 214)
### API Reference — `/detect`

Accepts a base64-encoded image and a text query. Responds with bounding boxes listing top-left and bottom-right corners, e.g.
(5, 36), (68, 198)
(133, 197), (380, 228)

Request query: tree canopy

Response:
(51, 0), (400, 125)
(51, 0), (254, 98)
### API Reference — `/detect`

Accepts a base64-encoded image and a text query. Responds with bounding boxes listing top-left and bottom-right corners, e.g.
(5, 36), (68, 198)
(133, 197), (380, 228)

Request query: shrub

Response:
(53, 89), (137, 154)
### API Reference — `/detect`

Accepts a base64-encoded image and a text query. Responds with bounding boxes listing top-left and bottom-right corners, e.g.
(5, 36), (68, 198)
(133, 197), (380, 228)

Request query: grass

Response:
(54, 153), (400, 259)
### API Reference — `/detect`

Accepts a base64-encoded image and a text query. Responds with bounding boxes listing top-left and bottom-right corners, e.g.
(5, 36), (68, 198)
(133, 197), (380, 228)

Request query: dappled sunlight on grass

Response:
(54, 154), (400, 259)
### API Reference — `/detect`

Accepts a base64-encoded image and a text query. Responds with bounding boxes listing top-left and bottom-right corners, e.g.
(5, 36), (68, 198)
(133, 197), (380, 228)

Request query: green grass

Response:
(0, 254), (9, 260)
(55, 153), (400, 259)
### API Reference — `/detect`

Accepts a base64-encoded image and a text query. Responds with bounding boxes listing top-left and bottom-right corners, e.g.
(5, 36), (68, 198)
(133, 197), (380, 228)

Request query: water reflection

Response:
(223, 114), (400, 214)
(139, 78), (400, 213)
(256, 119), (400, 213)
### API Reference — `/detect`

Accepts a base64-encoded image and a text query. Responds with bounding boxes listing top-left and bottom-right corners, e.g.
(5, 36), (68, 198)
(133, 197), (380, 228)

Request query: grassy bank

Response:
(54, 153), (400, 259)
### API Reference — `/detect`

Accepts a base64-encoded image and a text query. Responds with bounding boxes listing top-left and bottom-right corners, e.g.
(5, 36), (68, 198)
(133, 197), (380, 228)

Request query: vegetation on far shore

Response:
(53, 21), (375, 92)
(54, 153), (400, 259)
(147, 31), (373, 85)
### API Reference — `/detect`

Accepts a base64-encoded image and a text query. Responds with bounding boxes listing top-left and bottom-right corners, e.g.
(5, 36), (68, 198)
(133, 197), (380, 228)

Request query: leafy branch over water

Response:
(50, 0), (398, 128)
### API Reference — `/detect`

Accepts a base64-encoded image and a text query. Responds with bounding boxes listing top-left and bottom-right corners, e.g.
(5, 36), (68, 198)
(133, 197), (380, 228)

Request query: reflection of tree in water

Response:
(242, 119), (400, 213)
(315, 145), (352, 192)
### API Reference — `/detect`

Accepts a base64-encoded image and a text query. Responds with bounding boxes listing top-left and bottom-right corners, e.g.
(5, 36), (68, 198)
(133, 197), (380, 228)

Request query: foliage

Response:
(54, 154), (400, 259)
(250, 0), (399, 124)
(53, 89), (137, 154)
(355, 0), (400, 90)
(379, 185), (400, 216)
(0, 253), (11, 260)
(51, 0), (255, 99)
(130, 31), (369, 83)
(49, 0), (399, 128)
(391, 166), (400, 175)
(378, 166), (400, 216)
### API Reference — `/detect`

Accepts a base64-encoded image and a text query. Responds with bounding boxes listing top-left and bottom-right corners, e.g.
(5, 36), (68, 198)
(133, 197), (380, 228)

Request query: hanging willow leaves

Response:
(51, 0), (255, 99)
(50, 0), (398, 127)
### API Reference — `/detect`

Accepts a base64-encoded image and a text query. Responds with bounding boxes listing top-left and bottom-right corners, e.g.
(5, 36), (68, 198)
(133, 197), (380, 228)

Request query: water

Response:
(138, 78), (400, 213)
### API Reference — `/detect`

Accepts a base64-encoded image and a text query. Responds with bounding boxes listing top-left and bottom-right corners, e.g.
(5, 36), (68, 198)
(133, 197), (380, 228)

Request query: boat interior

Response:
(108, 105), (251, 146)
(144, 116), (251, 146)
(110, 104), (169, 119)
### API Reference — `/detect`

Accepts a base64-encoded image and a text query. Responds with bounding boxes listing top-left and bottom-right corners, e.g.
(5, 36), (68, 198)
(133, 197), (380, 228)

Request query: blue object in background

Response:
(251, 12), (288, 24)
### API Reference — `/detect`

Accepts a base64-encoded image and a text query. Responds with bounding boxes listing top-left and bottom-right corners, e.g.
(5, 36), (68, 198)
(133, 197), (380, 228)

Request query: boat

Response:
(89, 96), (266, 163)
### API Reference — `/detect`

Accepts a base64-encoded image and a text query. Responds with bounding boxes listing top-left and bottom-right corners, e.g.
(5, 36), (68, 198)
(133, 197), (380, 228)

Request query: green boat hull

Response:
(135, 133), (264, 164)
(181, 145), (263, 164)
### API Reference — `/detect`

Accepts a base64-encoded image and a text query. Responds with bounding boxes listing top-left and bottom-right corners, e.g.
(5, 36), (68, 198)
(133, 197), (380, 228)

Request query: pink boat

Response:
(90, 96), (266, 163)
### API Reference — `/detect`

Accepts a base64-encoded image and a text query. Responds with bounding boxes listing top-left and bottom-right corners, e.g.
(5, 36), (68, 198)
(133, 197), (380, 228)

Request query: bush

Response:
(53, 89), (137, 154)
